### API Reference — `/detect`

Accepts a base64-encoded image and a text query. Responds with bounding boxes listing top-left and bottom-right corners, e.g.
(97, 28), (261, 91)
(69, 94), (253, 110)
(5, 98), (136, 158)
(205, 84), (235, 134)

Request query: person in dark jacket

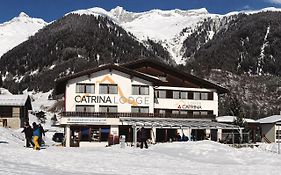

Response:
(32, 122), (40, 150)
(138, 127), (148, 149)
(38, 124), (45, 146)
(21, 122), (34, 148)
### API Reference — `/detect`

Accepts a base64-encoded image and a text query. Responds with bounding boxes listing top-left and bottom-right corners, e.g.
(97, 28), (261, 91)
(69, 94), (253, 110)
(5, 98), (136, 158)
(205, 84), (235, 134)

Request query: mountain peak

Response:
(18, 12), (29, 18)
(111, 6), (125, 13)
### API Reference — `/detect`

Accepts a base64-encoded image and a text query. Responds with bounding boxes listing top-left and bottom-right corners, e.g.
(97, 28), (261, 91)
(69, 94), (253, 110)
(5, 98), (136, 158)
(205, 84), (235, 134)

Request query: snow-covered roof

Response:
(216, 116), (235, 123)
(0, 88), (12, 95)
(0, 95), (29, 106)
(120, 118), (241, 129)
(216, 116), (257, 123)
(257, 115), (281, 124)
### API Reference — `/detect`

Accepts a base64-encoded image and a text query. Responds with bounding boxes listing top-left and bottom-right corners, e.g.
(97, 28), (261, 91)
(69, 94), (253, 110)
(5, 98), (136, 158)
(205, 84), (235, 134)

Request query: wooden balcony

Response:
(60, 111), (216, 120)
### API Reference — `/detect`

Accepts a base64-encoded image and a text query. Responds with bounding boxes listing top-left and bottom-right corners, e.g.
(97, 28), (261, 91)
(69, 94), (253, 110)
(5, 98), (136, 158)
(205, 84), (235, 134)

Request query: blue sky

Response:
(1, 0), (281, 23)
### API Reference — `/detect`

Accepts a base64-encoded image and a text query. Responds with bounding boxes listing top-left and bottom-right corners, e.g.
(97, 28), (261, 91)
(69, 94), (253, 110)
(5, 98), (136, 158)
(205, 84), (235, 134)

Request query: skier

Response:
(138, 127), (148, 149)
(32, 122), (40, 150)
(21, 122), (34, 148)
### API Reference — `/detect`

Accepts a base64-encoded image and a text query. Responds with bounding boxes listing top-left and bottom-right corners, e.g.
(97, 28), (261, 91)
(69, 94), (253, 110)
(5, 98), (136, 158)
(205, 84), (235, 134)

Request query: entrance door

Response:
(211, 129), (218, 141)
(191, 129), (206, 141)
(71, 129), (80, 147)
(156, 129), (177, 142)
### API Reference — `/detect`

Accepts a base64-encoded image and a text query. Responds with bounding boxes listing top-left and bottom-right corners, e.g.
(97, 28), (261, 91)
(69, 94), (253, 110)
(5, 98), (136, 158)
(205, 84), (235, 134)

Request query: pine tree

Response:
(227, 95), (245, 127)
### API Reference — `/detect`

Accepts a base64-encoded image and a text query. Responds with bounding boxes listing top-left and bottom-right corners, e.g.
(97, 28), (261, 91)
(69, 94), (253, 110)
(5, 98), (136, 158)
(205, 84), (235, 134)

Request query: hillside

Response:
(183, 11), (281, 76)
(179, 11), (281, 118)
(0, 14), (172, 93)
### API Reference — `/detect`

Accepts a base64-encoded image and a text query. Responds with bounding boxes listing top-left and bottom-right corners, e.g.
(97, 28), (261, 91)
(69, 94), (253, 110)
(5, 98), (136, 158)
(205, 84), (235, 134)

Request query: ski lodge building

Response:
(55, 59), (240, 147)
(0, 95), (32, 128)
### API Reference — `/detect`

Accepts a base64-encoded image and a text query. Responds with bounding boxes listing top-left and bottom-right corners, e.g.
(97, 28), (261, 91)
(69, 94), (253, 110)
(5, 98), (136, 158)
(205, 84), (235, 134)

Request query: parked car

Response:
(52, 132), (64, 142)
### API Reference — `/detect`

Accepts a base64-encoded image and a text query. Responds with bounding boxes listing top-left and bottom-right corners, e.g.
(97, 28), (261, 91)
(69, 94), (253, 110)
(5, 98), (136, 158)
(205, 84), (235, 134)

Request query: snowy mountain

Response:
(70, 6), (216, 64)
(69, 6), (281, 64)
(0, 12), (47, 57)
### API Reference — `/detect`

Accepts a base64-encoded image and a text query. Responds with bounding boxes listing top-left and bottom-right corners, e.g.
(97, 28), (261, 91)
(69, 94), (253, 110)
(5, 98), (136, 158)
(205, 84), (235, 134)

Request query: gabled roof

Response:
(257, 115), (281, 124)
(55, 64), (164, 95)
(123, 58), (229, 94)
(0, 95), (31, 107)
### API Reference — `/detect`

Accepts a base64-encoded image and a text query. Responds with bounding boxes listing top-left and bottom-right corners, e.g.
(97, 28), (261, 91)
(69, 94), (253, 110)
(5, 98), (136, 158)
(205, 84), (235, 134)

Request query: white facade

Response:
(154, 86), (218, 116)
(62, 68), (219, 121)
(65, 69), (154, 113)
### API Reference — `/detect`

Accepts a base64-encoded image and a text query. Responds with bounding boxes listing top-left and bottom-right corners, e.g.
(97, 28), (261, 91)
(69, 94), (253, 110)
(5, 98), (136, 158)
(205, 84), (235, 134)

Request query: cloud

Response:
(267, 0), (281, 4)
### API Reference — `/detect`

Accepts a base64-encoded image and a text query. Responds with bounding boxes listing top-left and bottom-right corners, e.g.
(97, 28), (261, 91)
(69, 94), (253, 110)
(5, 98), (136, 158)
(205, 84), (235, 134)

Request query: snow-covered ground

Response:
(1, 89), (281, 174)
(0, 125), (281, 175)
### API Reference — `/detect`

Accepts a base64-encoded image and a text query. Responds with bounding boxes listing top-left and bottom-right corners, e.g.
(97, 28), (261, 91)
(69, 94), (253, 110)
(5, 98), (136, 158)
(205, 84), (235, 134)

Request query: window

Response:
(132, 85), (149, 95)
(131, 106), (149, 113)
(180, 110), (188, 115)
(201, 111), (208, 116)
(155, 90), (166, 98)
(194, 92), (200, 100)
(181, 91), (188, 99)
(99, 84), (118, 94)
(208, 92), (214, 100)
(172, 110), (180, 115)
(76, 105), (95, 112)
(76, 84), (95, 93)
(193, 111), (200, 116)
(201, 93), (208, 100)
(276, 129), (281, 140)
(99, 106), (117, 113)
(173, 91), (180, 99)
(0, 106), (12, 117)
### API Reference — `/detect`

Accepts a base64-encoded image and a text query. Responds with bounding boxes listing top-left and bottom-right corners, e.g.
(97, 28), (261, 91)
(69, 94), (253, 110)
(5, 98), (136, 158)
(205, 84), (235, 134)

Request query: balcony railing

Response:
(60, 112), (216, 120)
